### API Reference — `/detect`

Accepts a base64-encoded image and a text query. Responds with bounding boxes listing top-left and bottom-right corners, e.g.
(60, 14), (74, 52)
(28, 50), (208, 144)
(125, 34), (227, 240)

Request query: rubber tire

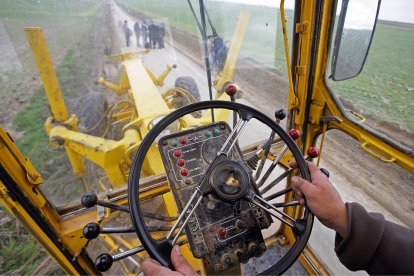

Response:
(174, 76), (201, 102)
(79, 92), (108, 136)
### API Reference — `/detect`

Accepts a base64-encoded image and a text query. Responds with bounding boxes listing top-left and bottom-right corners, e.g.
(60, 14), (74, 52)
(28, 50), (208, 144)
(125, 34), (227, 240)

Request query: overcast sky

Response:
(214, 0), (414, 24)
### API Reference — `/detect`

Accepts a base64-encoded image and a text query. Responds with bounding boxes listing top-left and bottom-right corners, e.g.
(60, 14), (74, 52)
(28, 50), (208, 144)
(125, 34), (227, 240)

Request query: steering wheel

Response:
(128, 101), (313, 275)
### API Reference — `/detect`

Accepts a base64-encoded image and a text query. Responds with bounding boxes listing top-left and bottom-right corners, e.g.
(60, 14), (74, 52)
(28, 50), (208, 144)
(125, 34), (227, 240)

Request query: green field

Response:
(118, 0), (414, 137)
(329, 22), (414, 134)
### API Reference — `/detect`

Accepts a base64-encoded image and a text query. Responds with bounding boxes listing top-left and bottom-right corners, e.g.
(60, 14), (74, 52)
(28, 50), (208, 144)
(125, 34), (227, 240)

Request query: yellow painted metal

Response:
(280, 0), (299, 110)
(213, 11), (250, 92)
(301, 0), (414, 173)
(0, 127), (96, 274)
(24, 28), (69, 122)
(124, 59), (171, 118)
(156, 64), (176, 86)
(49, 126), (140, 187)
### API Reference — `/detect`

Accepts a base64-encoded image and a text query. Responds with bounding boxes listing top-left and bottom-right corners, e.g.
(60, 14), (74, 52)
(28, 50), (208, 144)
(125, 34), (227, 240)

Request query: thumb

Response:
(171, 245), (197, 275)
(291, 176), (315, 198)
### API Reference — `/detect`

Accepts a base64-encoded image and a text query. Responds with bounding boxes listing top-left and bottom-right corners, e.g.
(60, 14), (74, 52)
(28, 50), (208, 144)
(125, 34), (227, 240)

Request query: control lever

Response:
(94, 239), (188, 272)
(256, 129), (301, 187)
(255, 109), (287, 179)
(83, 222), (136, 240)
(247, 109), (287, 171)
(81, 192), (177, 221)
(320, 167), (330, 178)
(225, 84), (239, 128)
(81, 192), (129, 212)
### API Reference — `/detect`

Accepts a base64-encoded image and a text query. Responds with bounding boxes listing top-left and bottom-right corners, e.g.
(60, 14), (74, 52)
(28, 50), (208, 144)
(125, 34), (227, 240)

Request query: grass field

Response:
(329, 22), (414, 134)
(118, 0), (414, 137)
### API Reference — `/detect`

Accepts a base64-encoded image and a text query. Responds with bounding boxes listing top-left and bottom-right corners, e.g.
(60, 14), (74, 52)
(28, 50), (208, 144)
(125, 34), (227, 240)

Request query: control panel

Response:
(159, 122), (271, 272)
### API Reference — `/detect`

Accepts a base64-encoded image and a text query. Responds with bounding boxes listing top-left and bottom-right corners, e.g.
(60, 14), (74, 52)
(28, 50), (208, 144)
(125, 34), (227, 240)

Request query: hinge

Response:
(295, 65), (306, 75)
(295, 21), (309, 33)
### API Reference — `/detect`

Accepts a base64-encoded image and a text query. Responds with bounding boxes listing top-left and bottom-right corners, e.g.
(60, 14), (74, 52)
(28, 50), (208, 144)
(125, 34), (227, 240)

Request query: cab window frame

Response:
(322, 0), (413, 156)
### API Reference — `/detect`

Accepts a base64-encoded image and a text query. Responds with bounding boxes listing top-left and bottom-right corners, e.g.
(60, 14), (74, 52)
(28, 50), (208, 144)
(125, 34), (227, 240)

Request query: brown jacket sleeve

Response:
(334, 202), (414, 275)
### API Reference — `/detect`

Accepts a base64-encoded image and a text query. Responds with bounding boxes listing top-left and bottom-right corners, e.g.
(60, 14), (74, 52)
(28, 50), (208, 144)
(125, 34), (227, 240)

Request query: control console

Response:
(159, 121), (271, 272)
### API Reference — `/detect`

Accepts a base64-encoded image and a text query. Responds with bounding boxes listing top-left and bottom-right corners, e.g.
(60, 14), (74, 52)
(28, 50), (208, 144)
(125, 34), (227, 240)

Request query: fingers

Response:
(291, 175), (315, 199)
(171, 245), (198, 275)
(141, 257), (172, 275)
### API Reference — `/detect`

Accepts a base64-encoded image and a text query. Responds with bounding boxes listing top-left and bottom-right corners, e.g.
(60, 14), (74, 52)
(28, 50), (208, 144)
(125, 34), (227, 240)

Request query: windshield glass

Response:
(0, 0), (294, 208)
(328, 0), (414, 150)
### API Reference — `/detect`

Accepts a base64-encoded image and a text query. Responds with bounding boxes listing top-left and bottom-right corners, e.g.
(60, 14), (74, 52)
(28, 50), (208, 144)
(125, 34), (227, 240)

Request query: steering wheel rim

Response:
(128, 100), (313, 274)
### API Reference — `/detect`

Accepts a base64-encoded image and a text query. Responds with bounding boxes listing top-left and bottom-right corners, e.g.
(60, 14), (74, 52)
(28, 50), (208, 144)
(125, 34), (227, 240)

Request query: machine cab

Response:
(0, 0), (412, 274)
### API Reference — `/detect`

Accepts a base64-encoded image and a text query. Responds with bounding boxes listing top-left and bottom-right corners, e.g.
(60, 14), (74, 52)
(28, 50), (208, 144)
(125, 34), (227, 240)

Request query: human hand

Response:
(290, 161), (348, 237)
(141, 245), (198, 276)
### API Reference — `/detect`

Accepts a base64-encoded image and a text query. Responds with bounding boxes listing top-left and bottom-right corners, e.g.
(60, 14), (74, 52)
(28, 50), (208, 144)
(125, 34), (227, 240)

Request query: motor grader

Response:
(0, 0), (413, 275)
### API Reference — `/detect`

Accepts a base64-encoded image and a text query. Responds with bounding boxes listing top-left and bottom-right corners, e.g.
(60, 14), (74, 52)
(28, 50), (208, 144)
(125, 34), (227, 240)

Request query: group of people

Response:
(122, 19), (165, 49)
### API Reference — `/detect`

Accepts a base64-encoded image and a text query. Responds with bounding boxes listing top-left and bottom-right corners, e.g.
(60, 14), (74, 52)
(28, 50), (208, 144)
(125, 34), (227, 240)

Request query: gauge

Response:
(202, 137), (225, 164)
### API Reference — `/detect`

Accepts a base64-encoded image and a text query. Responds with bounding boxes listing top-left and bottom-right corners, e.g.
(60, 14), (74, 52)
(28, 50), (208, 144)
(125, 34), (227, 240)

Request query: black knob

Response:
(275, 109), (287, 120)
(248, 243), (263, 258)
(95, 253), (113, 272)
(236, 250), (249, 264)
(83, 222), (100, 240)
(320, 168), (330, 178)
(81, 192), (98, 208)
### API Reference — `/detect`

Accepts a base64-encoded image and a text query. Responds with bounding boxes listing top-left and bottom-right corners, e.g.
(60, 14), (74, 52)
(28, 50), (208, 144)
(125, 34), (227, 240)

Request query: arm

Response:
(291, 161), (414, 274)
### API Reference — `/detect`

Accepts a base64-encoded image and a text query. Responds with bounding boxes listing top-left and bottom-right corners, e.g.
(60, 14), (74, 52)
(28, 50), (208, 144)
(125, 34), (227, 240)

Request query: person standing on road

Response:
(158, 22), (165, 49)
(122, 20), (132, 47)
(142, 21), (149, 48)
(148, 21), (155, 49)
(134, 20), (141, 47)
(140, 161), (414, 275)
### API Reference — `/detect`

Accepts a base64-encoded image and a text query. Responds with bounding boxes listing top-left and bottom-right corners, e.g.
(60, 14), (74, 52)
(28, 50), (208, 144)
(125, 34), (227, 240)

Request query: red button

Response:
(179, 137), (187, 144)
(288, 129), (301, 140)
(307, 146), (320, 158)
(173, 150), (182, 158)
(180, 168), (189, 177)
(177, 159), (185, 167)
(218, 227), (227, 237)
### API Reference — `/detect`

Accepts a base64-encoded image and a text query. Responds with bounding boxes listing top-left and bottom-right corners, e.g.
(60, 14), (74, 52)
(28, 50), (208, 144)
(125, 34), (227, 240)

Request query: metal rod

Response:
(142, 211), (177, 222)
(199, 0), (215, 121)
(257, 145), (288, 187)
(255, 134), (275, 180)
(249, 199), (294, 228)
(225, 120), (248, 155)
(218, 118), (244, 154)
(260, 168), (293, 194)
(264, 186), (292, 201)
(166, 188), (201, 240)
(273, 200), (301, 208)
(112, 246), (145, 262)
(147, 225), (173, 232)
(254, 194), (296, 222)
(118, 248), (140, 266)
(172, 195), (204, 245)
(96, 200), (129, 213)
(101, 227), (135, 234)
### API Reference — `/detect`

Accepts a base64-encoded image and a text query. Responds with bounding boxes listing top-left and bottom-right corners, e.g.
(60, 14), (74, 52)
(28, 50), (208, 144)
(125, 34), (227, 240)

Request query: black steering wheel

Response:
(128, 101), (313, 275)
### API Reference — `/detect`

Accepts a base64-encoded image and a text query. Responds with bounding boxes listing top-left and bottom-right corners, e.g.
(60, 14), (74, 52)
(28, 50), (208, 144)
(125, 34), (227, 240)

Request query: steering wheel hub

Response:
(209, 160), (250, 201)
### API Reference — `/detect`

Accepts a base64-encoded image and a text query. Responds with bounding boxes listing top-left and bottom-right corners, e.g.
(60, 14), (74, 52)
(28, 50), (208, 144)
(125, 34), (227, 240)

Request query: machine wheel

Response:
(128, 101), (313, 275)
(174, 76), (201, 102)
(79, 92), (108, 137)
